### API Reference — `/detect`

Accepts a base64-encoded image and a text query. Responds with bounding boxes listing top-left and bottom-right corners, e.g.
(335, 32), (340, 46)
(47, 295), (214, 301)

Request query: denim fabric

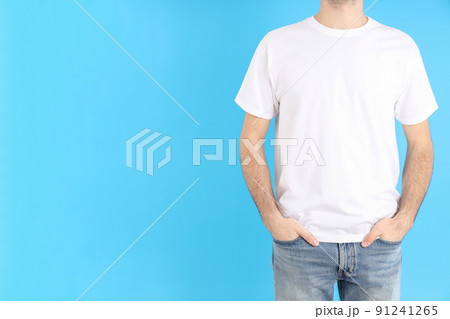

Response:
(272, 236), (402, 301)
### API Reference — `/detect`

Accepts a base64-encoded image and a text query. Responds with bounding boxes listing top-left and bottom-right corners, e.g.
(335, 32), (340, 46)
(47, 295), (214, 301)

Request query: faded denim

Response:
(272, 236), (402, 301)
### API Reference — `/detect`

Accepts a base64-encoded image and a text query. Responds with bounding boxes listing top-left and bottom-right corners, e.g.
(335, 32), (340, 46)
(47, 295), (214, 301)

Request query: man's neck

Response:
(315, 0), (367, 29)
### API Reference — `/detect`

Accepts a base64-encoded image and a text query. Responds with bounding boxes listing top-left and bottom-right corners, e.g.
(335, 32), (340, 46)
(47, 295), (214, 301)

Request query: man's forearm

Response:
(394, 141), (434, 227)
(238, 114), (319, 245)
(239, 140), (281, 224)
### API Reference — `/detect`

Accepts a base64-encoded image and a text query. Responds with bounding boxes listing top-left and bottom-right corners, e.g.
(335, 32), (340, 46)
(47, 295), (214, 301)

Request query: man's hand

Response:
(361, 216), (414, 247)
(264, 214), (319, 246)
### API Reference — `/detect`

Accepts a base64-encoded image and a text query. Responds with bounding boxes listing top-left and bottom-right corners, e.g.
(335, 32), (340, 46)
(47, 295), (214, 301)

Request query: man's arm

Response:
(362, 120), (434, 247)
(239, 112), (319, 246)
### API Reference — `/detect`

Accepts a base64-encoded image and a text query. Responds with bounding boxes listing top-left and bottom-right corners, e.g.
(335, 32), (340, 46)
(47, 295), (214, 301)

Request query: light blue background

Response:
(0, 0), (448, 301)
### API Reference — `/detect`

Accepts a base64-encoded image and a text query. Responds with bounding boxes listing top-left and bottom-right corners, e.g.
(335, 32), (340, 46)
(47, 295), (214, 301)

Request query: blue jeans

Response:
(272, 237), (402, 301)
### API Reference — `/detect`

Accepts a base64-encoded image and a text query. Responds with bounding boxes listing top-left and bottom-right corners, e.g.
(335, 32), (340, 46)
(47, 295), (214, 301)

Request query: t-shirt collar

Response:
(307, 15), (376, 37)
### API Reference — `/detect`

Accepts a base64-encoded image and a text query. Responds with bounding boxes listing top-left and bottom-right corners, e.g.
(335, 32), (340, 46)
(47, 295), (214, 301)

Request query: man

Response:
(236, 0), (438, 301)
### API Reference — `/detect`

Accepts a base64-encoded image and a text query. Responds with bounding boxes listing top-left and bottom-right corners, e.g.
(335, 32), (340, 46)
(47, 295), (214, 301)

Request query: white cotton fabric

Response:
(235, 16), (438, 242)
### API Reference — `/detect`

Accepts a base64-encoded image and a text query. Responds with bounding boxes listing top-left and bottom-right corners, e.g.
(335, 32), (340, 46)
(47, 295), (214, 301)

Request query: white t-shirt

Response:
(235, 16), (438, 243)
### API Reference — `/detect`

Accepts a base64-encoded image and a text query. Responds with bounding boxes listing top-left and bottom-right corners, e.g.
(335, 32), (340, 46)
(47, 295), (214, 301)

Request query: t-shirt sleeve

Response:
(394, 41), (438, 125)
(235, 37), (279, 120)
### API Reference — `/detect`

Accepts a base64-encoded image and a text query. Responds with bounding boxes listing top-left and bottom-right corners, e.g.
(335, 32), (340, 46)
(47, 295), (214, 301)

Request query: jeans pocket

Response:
(273, 235), (303, 246)
(378, 237), (402, 245)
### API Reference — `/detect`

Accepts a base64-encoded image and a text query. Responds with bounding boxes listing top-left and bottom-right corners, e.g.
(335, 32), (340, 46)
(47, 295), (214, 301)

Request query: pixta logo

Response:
(126, 128), (172, 176)
(126, 129), (326, 177)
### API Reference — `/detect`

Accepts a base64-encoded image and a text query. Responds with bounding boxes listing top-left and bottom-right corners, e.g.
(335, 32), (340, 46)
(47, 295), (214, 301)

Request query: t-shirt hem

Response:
(315, 234), (365, 243)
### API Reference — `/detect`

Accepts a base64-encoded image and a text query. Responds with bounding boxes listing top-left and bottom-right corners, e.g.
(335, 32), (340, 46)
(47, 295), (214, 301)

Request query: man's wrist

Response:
(393, 212), (415, 231)
(262, 211), (283, 229)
